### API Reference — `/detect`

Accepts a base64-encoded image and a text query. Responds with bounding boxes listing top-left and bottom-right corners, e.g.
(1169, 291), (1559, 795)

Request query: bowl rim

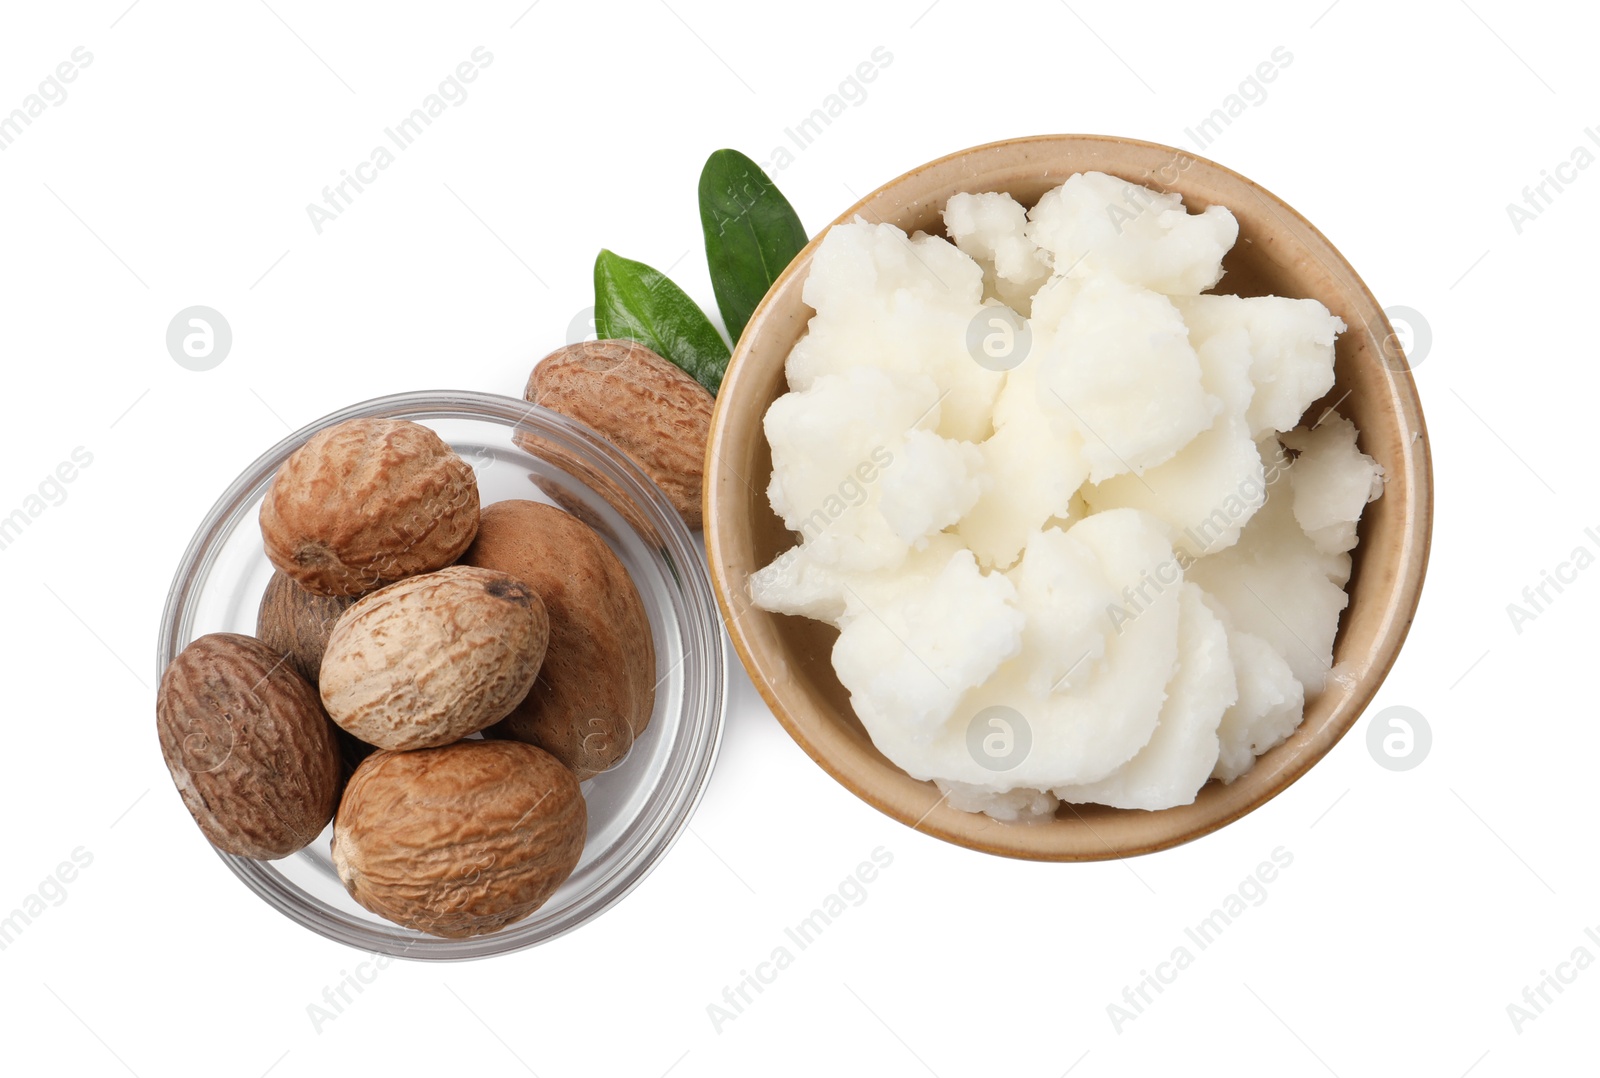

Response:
(159, 388), (727, 959)
(704, 133), (1433, 861)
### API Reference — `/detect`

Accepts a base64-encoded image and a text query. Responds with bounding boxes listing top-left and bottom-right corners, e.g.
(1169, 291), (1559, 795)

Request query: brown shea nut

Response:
(260, 417), (480, 597)
(319, 565), (549, 751)
(254, 570), (379, 783)
(255, 570), (356, 686)
(525, 339), (713, 529)
(464, 500), (655, 779)
(512, 431), (662, 548)
(332, 740), (586, 939)
(332, 725), (379, 786)
(156, 633), (341, 860)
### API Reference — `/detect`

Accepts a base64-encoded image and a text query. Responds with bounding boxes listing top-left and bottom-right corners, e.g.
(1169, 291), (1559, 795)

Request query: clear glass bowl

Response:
(157, 390), (726, 960)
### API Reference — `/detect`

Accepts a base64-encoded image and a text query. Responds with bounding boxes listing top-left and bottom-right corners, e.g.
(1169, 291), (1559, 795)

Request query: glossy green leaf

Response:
(699, 148), (808, 345)
(593, 249), (731, 395)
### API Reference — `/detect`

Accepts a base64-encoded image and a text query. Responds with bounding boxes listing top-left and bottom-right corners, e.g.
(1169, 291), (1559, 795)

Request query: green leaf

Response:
(593, 249), (731, 395)
(699, 148), (808, 345)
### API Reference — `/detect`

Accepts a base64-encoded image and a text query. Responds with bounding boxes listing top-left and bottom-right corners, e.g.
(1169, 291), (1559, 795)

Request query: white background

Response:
(0, 0), (1593, 1074)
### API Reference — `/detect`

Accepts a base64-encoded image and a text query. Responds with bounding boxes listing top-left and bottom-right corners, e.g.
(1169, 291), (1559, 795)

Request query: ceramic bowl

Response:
(704, 135), (1431, 861)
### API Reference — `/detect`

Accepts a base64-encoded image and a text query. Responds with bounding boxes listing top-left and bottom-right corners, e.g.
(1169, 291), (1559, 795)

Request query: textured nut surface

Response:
(526, 339), (713, 529)
(332, 740), (586, 938)
(156, 632), (340, 859)
(320, 565), (549, 751)
(256, 570), (356, 686)
(465, 501), (655, 779)
(260, 417), (480, 596)
(256, 572), (375, 784)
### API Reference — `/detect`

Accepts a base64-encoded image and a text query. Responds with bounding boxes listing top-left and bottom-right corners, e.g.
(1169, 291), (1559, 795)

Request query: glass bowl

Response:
(158, 390), (726, 959)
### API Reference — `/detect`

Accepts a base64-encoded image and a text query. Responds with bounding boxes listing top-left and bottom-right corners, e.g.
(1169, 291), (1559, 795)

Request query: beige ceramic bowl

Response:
(704, 135), (1431, 860)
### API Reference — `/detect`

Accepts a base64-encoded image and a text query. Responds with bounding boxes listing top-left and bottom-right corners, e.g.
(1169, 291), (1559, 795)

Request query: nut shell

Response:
(465, 501), (655, 779)
(156, 632), (341, 859)
(331, 740), (586, 938)
(525, 339), (713, 529)
(260, 417), (480, 596)
(320, 565), (549, 751)
(255, 570), (356, 686)
(513, 430), (662, 548)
